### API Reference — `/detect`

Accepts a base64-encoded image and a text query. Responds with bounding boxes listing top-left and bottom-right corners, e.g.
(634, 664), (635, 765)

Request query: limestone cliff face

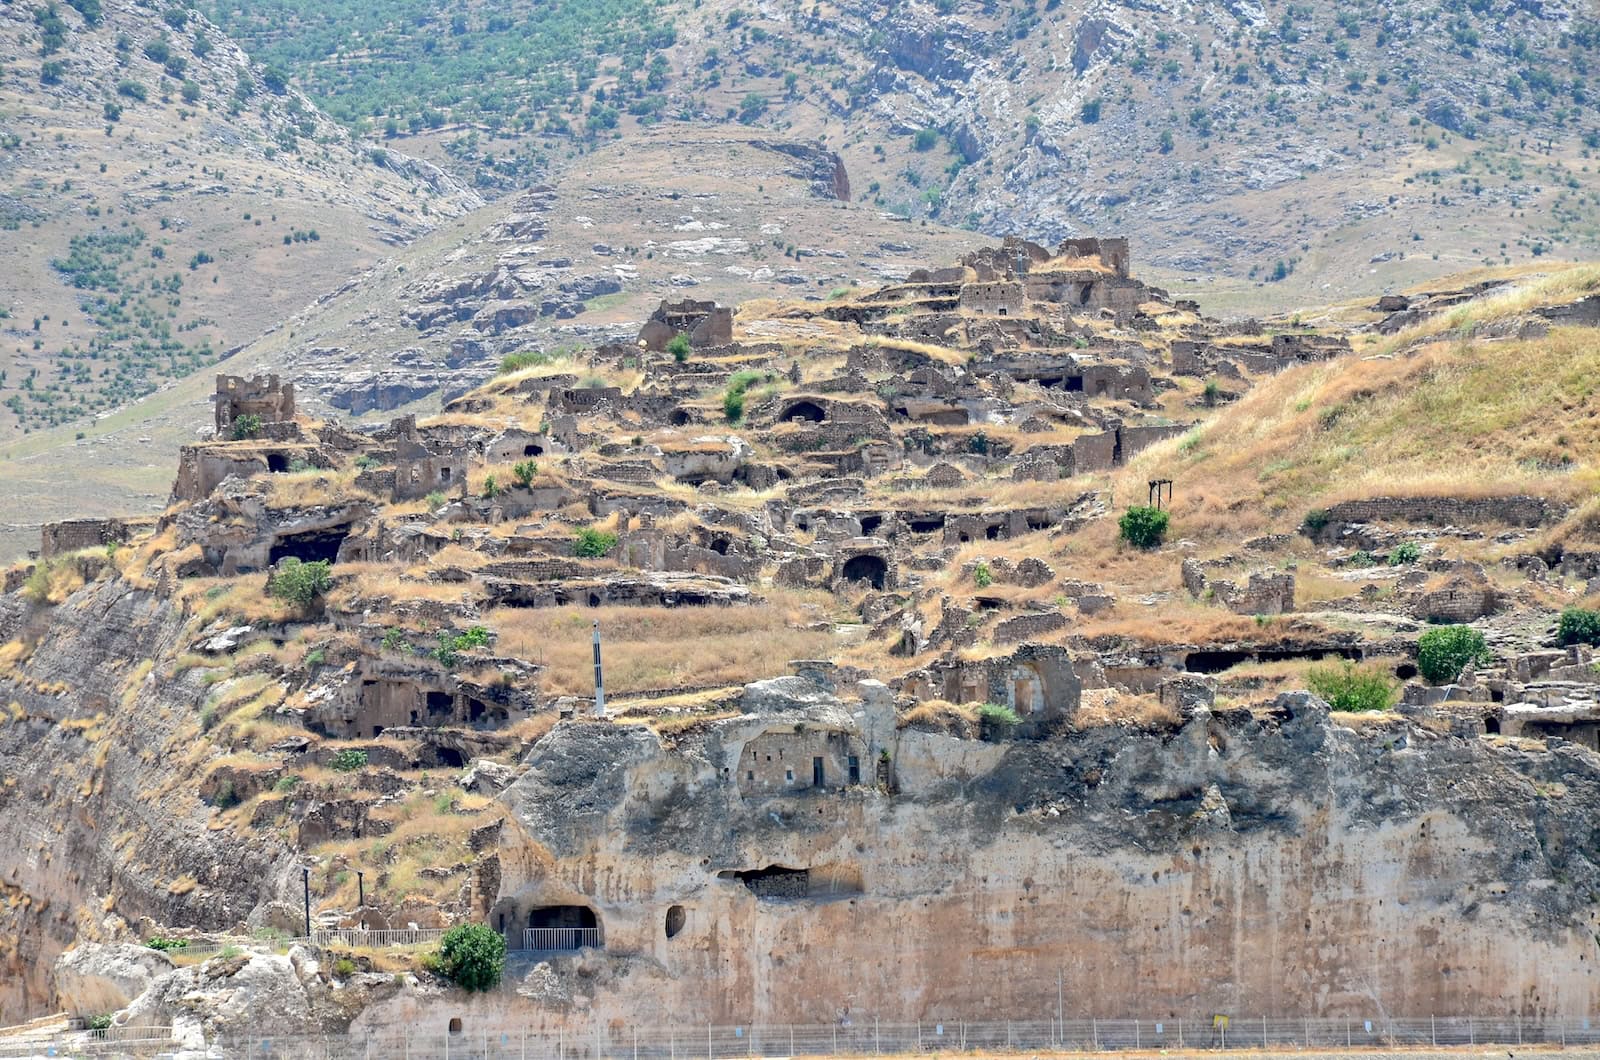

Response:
(0, 582), (298, 1022)
(468, 687), (1600, 1025)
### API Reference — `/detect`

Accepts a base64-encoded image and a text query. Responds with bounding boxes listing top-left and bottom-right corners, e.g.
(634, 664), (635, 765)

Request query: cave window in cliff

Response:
(268, 524), (351, 566)
(860, 514), (883, 536)
(426, 691), (454, 717)
(523, 443), (544, 457)
(842, 554), (888, 590)
(1485, 716), (1501, 734)
(1079, 282), (1096, 306)
(1065, 376), (1085, 392)
(665, 905), (686, 939)
(848, 755), (860, 785)
(525, 905), (601, 951)
(669, 408), (691, 427)
(909, 515), (945, 533)
(718, 865), (812, 900)
(781, 400), (827, 423)
(448, 1018), (462, 1035)
(709, 536), (731, 555)
(267, 453), (289, 473)
(435, 746), (466, 769)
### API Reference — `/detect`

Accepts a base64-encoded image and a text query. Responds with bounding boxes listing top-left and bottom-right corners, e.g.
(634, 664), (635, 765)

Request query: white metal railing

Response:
(522, 926), (600, 951)
(312, 927), (447, 949)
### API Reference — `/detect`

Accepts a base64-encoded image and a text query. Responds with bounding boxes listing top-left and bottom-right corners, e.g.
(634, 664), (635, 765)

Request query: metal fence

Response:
(523, 927), (601, 952)
(314, 927), (447, 949)
(15, 1015), (1600, 1060)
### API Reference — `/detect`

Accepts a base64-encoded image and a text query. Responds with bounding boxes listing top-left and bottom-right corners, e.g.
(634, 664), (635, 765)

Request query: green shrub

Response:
(1558, 608), (1600, 647)
(481, 474), (502, 499)
(1118, 506), (1169, 550)
(666, 332), (691, 362)
(21, 562), (52, 605)
(434, 923), (506, 992)
(1417, 625), (1491, 684)
(722, 386), (745, 423)
(498, 350), (548, 374)
(267, 558), (332, 609)
(274, 775), (299, 793)
(977, 702), (1021, 741)
(86, 1014), (113, 1031)
(512, 459), (537, 487)
(912, 128), (939, 151)
(146, 937), (188, 951)
(381, 628), (407, 652)
(1305, 661), (1396, 713)
(333, 957), (357, 978)
(231, 413), (262, 440)
(973, 562), (993, 588)
(330, 749), (368, 773)
(1302, 508), (1329, 535)
(116, 79), (147, 102)
(40, 61), (65, 85)
(574, 527), (619, 558)
(1388, 541), (1421, 565)
(435, 626), (490, 667)
(1349, 550), (1379, 567)
(424, 490), (447, 509)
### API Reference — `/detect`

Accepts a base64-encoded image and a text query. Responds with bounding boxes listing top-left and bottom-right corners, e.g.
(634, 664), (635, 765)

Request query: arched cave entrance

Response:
(266, 453), (289, 473)
(525, 905), (601, 951)
(781, 400), (827, 423)
(842, 554), (888, 591)
(665, 905), (686, 939)
(522, 443), (544, 457)
(268, 524), (351, 566)
(668, 408), (692, 427)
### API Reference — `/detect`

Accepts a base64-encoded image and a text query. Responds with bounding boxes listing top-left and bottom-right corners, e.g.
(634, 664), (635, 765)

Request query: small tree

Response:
(1417, 625), (1491, 684)
(666, 332), (691, 362)
(330, 749), (368, 772)
(512, 459), (537, 487)
(231, 413), (262, 440)
(977, 703), (1021, 742)
(434, 923), (506, 992)
(1118, 506), (1169, 550)
(574, 527), (619, 558)
(1558, 608), (1600, 647)
(267, 558), (332, 609)
(480, 474), (502, 499)
(1306, 661), (1396, 712)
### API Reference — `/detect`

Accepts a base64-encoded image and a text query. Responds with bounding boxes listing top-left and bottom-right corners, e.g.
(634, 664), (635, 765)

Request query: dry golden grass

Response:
(488, 601), (836, 695)
(1117, 326), (1600, 546)
(1074, 691), (1183, 730)
(1380, 262), (1600, 351)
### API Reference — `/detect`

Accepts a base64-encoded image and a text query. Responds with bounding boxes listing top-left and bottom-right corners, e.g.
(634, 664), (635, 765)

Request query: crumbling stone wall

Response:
(638, 299), (734, 351)
(958, 282), (1024, 317)
(214, 374), (294, 436)
(1317, 495), (1566, 533)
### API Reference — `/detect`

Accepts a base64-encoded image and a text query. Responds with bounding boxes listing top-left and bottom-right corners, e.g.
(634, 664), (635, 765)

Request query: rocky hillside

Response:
(6, 240), (1600, 1038)
(0, 0), (481, 435)
(218, 0), (1600, 297)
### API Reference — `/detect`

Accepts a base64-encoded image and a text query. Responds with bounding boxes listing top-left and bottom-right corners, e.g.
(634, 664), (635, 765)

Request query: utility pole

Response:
(592, 621), (605, 718)
(301, 867), (311, 939)
(356, 870), (365, 911)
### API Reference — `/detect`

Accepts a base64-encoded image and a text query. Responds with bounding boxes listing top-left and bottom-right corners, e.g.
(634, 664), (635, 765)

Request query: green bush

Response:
(666, 332), (691, 362)
(434, 923), (506, 992)
(435, 626), (490, 667)
(116, 79), (147, 102)
(1302, 508), (1329, 535)
(267, 558), (332, 609)
(381, 628), (407, 652)
(1305, 661), (1397, 713)
(330, 749), (368, 772)
(1118, 506), (1170, 550)
(86, 1014), (113, 1031)
(912, 128), (939, 151)
(498, 350), (548, 375)
(1417, 625), (1491, 684)
(424, 490), (447, 509)
(973, 562), (993, 588)
(512, 459), (537, 487)
(978, 703), (1021, 741)
(722, 386), (746, 423)
(333, 957), (357, 978)
(1388, 541), (1421, 565)
(231, 413), (262, 440)
(574, 527), (619, 558)
(481, 474), (502, 499)
(1558, 608), (1600, 647)
(146, 937), (188, 951)
(274, 775), (299, 793)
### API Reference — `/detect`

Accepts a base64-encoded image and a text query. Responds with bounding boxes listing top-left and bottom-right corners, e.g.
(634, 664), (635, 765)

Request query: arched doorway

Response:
(780, 400), (826, 423)
(525, 905), (601, 951)
(842, 554), (888, 590)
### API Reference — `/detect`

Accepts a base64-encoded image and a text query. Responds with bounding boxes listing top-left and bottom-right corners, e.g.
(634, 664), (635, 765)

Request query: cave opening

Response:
(665, 905), (686, 939)
(267, 453), (289, 473)
(860, 514), (883, 536)
(780, 400), (827, 423)
(716, 865), (812, 899)
(842, 554), (888, 590)
(525, 905), (601, 951)
(668, 408), (691, 427)
(268, 524), (351, 566)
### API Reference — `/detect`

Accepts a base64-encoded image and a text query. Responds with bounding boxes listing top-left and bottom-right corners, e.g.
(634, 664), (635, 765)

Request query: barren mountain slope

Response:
(0, 0), (481, 435)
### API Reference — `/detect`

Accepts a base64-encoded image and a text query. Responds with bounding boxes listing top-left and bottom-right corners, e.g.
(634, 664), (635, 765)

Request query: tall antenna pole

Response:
(592, 620), (605, 718)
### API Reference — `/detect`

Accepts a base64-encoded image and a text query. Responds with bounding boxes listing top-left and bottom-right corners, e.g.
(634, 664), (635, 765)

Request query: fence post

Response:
(916, 1021), (921, 1052)
(1177, 1018), (1183, 1049)
(1262, 1015), (1266, 1047)
(1220, 1020), (1225, 1051)
(875, 1016), (880, 1055)
(521, 1027), (526, 1060)
(1092, 1018), (1098, 1051)
(833, 1024), (837, 1056)
(1469, 1016), (1474, 1046)
(707, 1022), (712, 1060)
(1431, 1015), (1436, 1047)
(1518, 1015), (1524, 1046)
(1345, 1020), (1350, 1048)
(1135, 1020), (1139, 1049)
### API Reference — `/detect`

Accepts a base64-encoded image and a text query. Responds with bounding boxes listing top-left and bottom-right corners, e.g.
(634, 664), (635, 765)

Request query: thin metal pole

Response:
(1262, 1015), (1267, 1047)
(1469, 1016), (1474, 1046)
(302, 867), (312, 938)
(592, 621), (605, 717)
(874, 1016), (879, 1055)
(1092, 1017), (1098, 1051)
(1057, 969), (1064, 1043)
(1178, 1018), (1183, 1048)
(1431, 1014), (1436, 1047)
(1519, 1015), (1524, 1046)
